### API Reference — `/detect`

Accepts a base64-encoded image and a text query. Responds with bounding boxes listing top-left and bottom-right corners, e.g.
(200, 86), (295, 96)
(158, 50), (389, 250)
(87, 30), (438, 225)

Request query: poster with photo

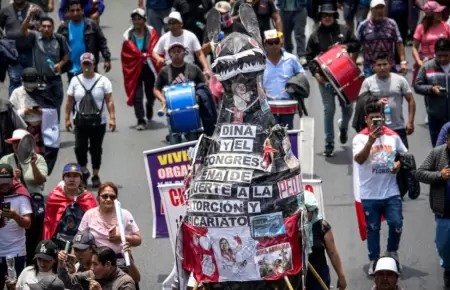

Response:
(250, 212), (286, 238)
(254, 243), (293, 278)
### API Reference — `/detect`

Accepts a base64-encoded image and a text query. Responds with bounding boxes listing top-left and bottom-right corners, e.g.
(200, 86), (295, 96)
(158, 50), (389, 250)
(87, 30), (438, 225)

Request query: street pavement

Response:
(0, 0), (441, 289)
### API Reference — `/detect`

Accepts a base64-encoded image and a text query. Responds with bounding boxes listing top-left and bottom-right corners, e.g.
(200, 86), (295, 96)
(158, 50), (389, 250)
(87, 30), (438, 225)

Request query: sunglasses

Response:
(321, 13), (334, 18)
(100, 194), (116, 200)
(266, 39), (280, 45)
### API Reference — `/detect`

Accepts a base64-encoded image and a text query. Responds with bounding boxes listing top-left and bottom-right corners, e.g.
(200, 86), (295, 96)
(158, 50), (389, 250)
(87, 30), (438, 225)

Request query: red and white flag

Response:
(182, 213), (302, 283)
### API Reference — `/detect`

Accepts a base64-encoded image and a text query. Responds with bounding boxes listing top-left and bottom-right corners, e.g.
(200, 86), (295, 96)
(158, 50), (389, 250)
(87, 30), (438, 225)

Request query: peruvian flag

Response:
(353, 127), (401, 241)
(182, 213), (302, 283)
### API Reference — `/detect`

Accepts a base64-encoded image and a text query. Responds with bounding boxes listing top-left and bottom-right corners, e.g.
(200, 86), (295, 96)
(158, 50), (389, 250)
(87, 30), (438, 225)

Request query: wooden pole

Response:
(192, 281), (199, 290)
(284, 276), (294, 290)
(308, 263), (329, 290)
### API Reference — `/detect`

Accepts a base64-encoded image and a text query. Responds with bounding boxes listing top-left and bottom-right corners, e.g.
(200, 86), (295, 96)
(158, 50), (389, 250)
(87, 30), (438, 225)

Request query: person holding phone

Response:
(414, 37), (450, 147)
(352, 101), (407, 275)
(0, 164), (33, 289)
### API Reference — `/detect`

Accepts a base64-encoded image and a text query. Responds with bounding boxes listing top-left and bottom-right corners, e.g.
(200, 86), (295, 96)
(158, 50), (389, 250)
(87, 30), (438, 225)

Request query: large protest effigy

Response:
(176, 5), (306, 290)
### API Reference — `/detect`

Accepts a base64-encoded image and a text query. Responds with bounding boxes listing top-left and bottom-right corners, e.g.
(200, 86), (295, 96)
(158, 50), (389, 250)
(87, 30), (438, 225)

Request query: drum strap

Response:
(168, 64), (190, 85)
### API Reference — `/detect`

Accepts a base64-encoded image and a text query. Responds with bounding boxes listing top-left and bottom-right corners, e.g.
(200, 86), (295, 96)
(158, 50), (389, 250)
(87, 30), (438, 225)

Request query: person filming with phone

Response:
(352, 101), (407, 275)
(0, 164), (33, 289)
(414, 37), (450, 147)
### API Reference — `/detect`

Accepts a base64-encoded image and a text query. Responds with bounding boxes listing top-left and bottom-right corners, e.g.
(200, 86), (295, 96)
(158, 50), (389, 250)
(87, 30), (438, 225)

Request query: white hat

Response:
(131, 8), (146, 19)
(6, 129), (30, 144)
(165, 11), (183, 24)
(374, 257), (399, 275)
(370, 0), (386, 8)
(215, 1), (232, 13)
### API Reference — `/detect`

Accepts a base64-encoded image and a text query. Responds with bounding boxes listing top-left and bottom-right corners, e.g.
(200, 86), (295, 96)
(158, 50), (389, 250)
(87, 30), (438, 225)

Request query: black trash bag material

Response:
(396, 152), (420, 200)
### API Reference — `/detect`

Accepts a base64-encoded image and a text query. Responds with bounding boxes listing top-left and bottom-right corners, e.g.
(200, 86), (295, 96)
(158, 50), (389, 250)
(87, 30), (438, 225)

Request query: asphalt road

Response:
(0, 1), (441, 289)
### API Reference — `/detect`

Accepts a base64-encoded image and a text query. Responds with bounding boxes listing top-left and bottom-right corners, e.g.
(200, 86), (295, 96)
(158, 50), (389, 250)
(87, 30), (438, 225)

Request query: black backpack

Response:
(53, 202), (85, 249)
(74, 76), (104, 127)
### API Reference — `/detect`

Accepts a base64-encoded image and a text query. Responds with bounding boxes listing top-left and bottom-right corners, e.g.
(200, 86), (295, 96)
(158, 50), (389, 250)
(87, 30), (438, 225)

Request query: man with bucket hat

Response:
(306, 3), (360, 157)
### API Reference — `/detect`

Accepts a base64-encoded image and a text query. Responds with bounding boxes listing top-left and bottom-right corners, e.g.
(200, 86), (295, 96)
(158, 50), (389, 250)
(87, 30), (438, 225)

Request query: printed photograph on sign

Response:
(255, 243), (293, 278)
(210, 228), (260, 281)
(189, 199), (246, 215)
(189, 216), (249, 228)
(282, 135), (299, 170)
(250, 212), (286, 238)
(204, 154), (265, 171)
(220, 124), (257, 138)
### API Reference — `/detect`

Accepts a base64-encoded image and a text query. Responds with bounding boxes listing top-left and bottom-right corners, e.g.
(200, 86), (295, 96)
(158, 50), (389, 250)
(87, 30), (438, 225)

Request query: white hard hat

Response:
(374, 257), (399, 275)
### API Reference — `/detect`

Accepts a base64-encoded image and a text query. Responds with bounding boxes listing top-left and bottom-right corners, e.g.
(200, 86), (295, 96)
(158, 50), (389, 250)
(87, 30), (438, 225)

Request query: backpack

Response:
(53, 202), (85, 249)
(74, 76), (104, 128)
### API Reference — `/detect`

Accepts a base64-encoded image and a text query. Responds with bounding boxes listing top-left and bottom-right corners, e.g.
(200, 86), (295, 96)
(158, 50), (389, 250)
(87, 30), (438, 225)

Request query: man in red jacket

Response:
(43, 163), (97, 250)
(0, 164), (32, 289)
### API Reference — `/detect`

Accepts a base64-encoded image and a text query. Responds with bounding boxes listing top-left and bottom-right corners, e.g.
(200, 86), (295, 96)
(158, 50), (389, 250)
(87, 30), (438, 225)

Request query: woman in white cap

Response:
(371, 256), (404, 290)
(304, 190), (347, 290)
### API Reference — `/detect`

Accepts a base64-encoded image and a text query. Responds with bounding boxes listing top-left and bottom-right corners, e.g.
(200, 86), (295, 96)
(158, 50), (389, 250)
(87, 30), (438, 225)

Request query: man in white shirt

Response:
(359, 52), (416, 148)
(353, 101), (407, 275)
(154, 11), (210, 78)
(0, 164), (33, 289)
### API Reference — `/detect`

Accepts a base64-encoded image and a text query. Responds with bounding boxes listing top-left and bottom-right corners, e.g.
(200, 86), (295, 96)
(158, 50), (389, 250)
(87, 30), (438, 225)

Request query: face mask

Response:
(221, 13), (233, 28)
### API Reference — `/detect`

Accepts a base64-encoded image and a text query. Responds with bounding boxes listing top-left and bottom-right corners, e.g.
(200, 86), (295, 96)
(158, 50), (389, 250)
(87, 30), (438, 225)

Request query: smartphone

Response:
(440, 87), (447, 93)
(372, 118), (382, 128)
(32, 106), (40, 110)
(67, 254), (77, 264)
(2, 202), (11, 211)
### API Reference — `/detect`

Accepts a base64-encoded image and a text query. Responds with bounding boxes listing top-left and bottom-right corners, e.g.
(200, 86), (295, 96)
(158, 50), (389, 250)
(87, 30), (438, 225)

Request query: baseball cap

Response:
(0, 164), (14, 185)
(131, 8), (146, 19)
(264, 29), (281, 41)
(165, 11), (183, 24)
(370, 0), (385, 8)
(34, 240), (58, 261)
(28, 275), (65, 290)
(22, 67), (39, 89)
(62, 163), (83, 178)
(72, 230), (96, 250)
(424, 1), (445, 13)
(80, 52), (95, 64)
(168, 41), (186, 51)
(374, 257), (399, 275)
(215, 1), (231, 13)
(5, 129), (31, 144)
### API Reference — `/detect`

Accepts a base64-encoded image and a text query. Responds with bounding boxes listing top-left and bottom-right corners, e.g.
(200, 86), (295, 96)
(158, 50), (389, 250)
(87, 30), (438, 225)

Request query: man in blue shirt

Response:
(57, 0), (111, 82)
(263, 29), (305, 130)
(58, 0), (105, 24)
(138, 0), (172, 36)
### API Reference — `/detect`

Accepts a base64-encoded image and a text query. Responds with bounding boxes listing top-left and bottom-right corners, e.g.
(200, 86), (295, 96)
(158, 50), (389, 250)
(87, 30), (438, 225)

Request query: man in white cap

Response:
(355, 0), (407, 77)
(263, 29), (305, 130)
(371, 256), (404, 290)
(154, 11), (209, 78)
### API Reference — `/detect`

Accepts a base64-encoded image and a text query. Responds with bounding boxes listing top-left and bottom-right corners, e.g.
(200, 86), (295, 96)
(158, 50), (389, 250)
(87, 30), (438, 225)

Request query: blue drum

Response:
(163, 82), (203, 134)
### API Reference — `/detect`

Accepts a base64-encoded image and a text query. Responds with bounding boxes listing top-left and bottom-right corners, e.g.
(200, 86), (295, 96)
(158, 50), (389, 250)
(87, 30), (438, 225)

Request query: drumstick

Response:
(192, 281), (199, 290)
(308, 263), (329, 290)
(114, 200), (131, 267)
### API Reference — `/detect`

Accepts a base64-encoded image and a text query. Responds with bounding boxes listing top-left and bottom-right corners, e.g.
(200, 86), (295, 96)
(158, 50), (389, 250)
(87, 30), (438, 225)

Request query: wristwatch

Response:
(400, 61), (407, 65)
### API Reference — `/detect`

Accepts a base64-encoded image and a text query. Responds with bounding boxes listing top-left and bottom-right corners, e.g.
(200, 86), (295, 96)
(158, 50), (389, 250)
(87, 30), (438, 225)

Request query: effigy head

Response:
(211, 32), (266, 83)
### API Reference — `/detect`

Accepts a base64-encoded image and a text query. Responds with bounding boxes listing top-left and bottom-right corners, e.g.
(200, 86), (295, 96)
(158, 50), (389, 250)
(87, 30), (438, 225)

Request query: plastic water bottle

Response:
(387, 157), (395, 171)
(6, 256), (16, 283)
(46, 58), (60, 76)
(384, 103), (392, 125)
(196, 21), (205, 30)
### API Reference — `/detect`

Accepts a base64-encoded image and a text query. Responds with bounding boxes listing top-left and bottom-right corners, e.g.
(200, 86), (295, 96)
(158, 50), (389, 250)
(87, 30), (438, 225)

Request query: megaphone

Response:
(16, 134), (36, 164)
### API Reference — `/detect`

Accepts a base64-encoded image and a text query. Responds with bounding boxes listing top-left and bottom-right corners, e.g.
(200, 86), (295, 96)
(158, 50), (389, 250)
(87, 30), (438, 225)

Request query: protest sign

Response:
(145, 130), (302, 238)
(159, 180), (325, 252)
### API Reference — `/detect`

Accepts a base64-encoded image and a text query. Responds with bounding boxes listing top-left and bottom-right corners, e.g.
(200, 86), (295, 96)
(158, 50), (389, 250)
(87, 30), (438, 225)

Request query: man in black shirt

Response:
(202, 1), (248, 56)
(231, 0), (282, 40)
(154, 42), (206, 144)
